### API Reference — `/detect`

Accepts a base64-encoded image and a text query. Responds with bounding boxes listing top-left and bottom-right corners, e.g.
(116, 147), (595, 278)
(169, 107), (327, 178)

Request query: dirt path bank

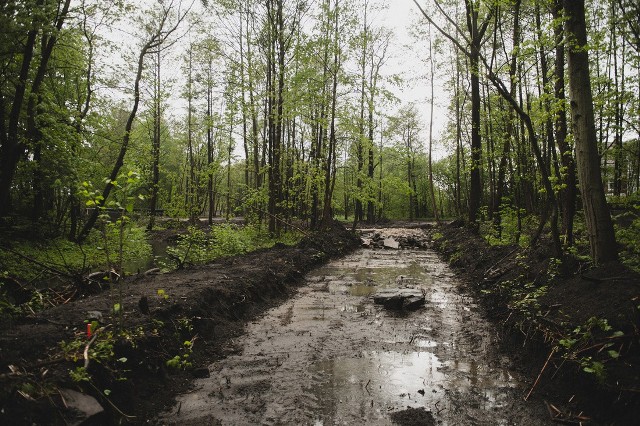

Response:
(432, 222), (640, 425)
(0, 221), (361, 425)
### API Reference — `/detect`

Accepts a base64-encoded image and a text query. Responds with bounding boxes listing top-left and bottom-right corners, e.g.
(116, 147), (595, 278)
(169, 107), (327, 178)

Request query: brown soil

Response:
(430, 221), (640, 425)
(0, 220), (361, 425)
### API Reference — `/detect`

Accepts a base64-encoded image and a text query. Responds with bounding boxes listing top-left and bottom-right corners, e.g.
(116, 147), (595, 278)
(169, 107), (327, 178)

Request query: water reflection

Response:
(309, 349), (519, 425)
(310, 351), (442, 424)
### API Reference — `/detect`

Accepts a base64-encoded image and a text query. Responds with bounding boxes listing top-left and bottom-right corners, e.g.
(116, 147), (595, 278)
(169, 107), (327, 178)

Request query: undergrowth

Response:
(433, 217), (640, 394)
(164, 223), (301, 269)
(0, 225), (151, 284)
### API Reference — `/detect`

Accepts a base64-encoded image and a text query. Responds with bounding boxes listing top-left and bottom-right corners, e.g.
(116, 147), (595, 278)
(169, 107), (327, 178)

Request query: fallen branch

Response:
(483, 247), (519, 280)
(545, 400), (591, 424)
(580, 274), (627, 283)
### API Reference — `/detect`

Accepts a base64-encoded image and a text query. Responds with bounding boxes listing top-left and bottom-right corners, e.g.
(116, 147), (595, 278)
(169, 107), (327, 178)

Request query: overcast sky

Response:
(98, 0), (450, 157)
(380, 0), (450, 155)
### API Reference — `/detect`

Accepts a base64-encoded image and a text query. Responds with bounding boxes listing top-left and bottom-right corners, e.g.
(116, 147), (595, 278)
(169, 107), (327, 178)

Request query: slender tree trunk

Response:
(353, 2), (367, 228)
(187, 47), (198, 223)
(77, 32), (161, 242)
(427, 23), (439, 222)
(0, 0), (68, 218)
(377, 128), (384, 219)
(227, 120), (233, 221)
(493, 0), (520, 235)
(244, 2), (261, 190)
(207, 59), (215, 225)
(148, 49), (161, 231)
(465, 0), (484, 229)
(239, 9), (250, 189)
(611, 1), (624, 197)
(455, 55), (463, 216)
(322, 0), (340, 225)
(552, 0), (577, 245)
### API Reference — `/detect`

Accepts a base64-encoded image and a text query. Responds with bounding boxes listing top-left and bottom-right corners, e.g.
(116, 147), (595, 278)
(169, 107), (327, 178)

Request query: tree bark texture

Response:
(564, 0), (618, 263)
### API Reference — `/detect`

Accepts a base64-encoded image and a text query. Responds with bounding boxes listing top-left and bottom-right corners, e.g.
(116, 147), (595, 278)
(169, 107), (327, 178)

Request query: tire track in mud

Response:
(160, 228), (551, 425)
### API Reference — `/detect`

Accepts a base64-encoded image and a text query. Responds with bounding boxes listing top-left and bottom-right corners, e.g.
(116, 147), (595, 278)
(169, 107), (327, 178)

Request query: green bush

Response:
(481, 204), (534, 247)
(614, 207), (640, 272)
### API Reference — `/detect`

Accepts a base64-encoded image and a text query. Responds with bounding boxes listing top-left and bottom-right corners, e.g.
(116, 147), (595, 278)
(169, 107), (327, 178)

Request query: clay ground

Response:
(1, 221), (639, 425)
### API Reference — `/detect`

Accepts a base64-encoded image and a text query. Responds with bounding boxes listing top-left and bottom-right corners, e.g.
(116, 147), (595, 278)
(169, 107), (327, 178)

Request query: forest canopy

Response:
(0, 0), (639, 267)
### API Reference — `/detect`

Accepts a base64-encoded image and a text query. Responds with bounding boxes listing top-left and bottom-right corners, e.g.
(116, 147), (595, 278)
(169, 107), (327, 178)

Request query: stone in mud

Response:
(390, 407), (436, 426)
(58, 388), (104, 425)
(373, 288), (425, 310)
(383, 238), (400, 249)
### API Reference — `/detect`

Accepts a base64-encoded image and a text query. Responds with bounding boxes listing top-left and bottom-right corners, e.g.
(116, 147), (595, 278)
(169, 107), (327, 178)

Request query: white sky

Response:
(379, 0), (451, 156)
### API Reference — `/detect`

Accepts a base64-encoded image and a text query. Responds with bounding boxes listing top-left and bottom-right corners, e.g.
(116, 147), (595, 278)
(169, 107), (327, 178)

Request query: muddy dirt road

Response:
(161, 228), (550, 425)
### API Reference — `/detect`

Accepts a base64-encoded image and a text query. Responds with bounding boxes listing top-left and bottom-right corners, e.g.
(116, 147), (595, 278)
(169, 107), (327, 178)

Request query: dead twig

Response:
(525, 347), (557, 401)
(87, 381), (136, 420)
(82, 324), (112, 370)
(545, 400), (591, 424)
(83, 334), (99, 370)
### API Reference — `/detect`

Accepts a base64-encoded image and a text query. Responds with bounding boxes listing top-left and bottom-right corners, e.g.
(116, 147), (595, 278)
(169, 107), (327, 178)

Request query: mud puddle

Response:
(161, 228), (550, 425)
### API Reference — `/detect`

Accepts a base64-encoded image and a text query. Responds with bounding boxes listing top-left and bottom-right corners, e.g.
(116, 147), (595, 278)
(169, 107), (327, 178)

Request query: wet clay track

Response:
(162, 228), (550, 425)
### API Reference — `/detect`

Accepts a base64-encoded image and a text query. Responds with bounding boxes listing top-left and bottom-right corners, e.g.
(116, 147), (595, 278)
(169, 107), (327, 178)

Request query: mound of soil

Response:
(430, 221), (640, 425)
(0, 221), (361, 425)
(390, 407), (436, 426)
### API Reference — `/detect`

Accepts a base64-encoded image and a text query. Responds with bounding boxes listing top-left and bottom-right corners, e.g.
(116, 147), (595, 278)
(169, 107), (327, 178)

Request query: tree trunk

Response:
(564, 0), (618, 263)
(76, 5), (181, 242)
(0, 0), (68, 218)
(465, 0), (484, 229)
(76, 40), (151, 242)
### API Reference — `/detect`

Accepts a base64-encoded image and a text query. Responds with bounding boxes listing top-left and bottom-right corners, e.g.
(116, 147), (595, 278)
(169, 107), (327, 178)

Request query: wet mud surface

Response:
(162, 229), (550, 425)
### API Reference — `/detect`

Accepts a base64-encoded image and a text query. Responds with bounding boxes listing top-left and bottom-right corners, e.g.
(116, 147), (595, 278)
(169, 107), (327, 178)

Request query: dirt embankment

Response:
(430, 221), (640, 425)
(0, 221), (361, 425)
